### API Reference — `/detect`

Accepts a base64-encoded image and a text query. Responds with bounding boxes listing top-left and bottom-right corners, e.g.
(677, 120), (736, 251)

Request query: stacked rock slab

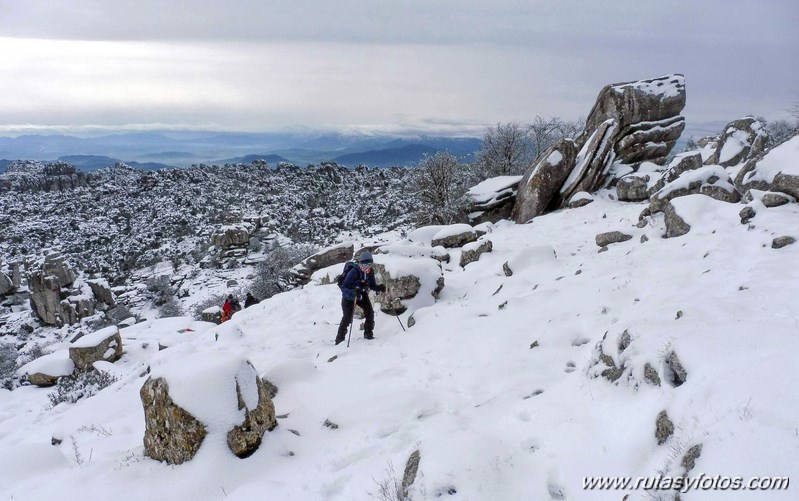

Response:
(28, 252), (77, 326)
(288, 242), (355, 286)
(510, 74), (686, 221)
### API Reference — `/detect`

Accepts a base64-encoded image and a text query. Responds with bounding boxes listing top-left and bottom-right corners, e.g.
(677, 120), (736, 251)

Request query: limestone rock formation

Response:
(28, 251), (80, 326)
(595, 231), (632, 247)
(511, 140), (578, 222)
(87, 279), (116, 307)
(650, 165), (739, 213)
(141, 356), (277, 464)
(289, 242), (355, 286)
(465, 175), (522, 224)
(663, 202), (691, 238)
(373, 257), (444, 315)
(16, 350), (75, 387)
(556, 120), (618, 207)
(702, 117), (768, 167)
(69, 326), (123, 370)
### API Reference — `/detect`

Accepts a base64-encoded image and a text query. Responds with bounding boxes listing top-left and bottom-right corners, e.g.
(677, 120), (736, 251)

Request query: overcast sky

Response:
(0, 0), (796, 137)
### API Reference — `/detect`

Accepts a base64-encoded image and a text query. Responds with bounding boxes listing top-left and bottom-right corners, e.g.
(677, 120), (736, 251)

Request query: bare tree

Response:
(475, 122), (534, 178)
(408, 151), (469, 225)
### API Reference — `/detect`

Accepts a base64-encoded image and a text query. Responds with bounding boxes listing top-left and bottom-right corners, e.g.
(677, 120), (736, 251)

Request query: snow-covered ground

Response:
(1, 193), (798, 500)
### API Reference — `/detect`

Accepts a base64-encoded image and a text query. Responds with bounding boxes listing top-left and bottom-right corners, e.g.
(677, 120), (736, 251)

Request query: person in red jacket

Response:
(221, 294), (235, 322)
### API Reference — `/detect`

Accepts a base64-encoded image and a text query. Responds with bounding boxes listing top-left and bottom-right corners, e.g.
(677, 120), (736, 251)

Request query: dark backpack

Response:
(335, 261), (359, 288)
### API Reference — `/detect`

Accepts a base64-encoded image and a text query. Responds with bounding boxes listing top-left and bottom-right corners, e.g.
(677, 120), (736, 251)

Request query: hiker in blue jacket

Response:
(335, 251), (386, 345)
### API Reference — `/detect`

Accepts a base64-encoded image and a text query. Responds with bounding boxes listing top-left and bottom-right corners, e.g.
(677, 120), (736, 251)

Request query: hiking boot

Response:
(364, 333), (375, 340)
(335, 336), (345, 345)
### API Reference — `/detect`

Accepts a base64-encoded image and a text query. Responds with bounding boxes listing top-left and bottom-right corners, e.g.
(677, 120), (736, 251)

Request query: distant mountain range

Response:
(0, 131), (482, 171)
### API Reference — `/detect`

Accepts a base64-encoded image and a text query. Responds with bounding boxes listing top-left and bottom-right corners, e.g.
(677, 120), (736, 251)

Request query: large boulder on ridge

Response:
(141, 354), (277, 464)
(289, 242), (355, 286)
(372, 256), (445, 315)
(512, 139), (578, 222)
(465, 175), (522, 224)
(69, 326), (123, 370)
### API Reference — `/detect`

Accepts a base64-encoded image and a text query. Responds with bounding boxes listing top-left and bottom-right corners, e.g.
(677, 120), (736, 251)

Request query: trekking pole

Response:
(396, 314), (406, 332)
(346, 314), (355, 348)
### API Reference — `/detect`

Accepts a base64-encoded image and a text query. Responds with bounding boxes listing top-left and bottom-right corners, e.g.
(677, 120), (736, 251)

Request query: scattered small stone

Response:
(640, 234), (649, 243)
(595, 231), (633, 247)
(401, 450), (421, 499)
(644, 363), (661, 386)
(618, 330), (631, 352)
(530, 340), (539, 349)
(666, 351), (688, 386)
(739, 206), (756, 224)
(327, 355), (338, 363)
(655, 410), (674, 445)
(51, 436), (63, 446)
(575, 269), (582, 275)
(598, 246), (608, 253)
(492, 284), (503, 296)
(323, 419), (339, 429)
(681, 444), (703, 473)
(498, 301), (508, 310)
(288, 429), (301, 436)
(772, 236), (796, 249)
(675, 310), (683, 320)
(276, 413), (289, 419)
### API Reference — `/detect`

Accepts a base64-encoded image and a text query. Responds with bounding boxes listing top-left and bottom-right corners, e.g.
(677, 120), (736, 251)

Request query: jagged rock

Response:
(567, 191), (594, 208)
(10, 262), (21, 288)
(401, 450), (421, 499)
(739, 206), (756, 225)
(211, 223), (253, 248)
(595, 231), (632, 247)
(69, 326), (123, 371)
(655, 410), (674, 445)
(666, 351), (688, 386)
(41, 251), (76, 288)
(28, 273), (63, 326)
(59, 296), (95, 326)
(0, 273), (12, 296)
(644, 363), (661, 386)
(373, 257), (445, 315)
(289, 242), (355, 286)
(615, 116), (685, 165)
(616, 173), (651, 202)
(618, 330), (631, 352)
(431, 224), (479, 248)
(704, 117), (768, 167)
(648, 153), (703, 194)
(663, 201), (691, 238)
(459, 239), (492, 267)
(141, 356), (277, 464)
(556, 120), (618, 207)
(772, 236), (796, 249)
(650, 165), (739, 213)
(681, 444), (703, 473)
(87, 279), (116, 306)
(0, 160), (90, 193)
(465, 175), (522, 224)
(512, 140), (578, 221)
(502, 245), (557, 277)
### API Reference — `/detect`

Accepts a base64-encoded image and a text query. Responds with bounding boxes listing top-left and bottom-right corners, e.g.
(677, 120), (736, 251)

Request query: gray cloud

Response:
(0, 0), (796, 135)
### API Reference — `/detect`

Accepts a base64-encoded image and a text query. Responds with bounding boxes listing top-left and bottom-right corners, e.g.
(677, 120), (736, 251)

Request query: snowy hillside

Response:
(1, 189), (797, 500)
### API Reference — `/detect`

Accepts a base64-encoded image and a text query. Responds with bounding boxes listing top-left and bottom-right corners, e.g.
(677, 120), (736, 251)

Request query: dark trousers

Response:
(336, 295), (375, 341)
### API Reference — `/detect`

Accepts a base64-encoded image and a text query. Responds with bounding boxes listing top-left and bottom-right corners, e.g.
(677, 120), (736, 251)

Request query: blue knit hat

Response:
(359, 251), (373, 264)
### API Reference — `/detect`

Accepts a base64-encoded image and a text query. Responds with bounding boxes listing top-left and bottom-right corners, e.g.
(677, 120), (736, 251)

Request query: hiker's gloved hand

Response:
(376, 284), (386, 293)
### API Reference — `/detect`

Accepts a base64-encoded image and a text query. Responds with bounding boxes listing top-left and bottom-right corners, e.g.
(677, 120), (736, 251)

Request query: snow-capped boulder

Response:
(201, 306), (222, 324)
(69, 326), (123, 370)
(567, 191), (594, 208)
(649, 165), (739, 213)
(512, 139), (578, 222)
(772, 236), (796, 249)
(407, 225), (447, 246)
(742, 189), (794, 208)
(87, 278), (116, 307)
(465, 175), (522, 224)
(16, 350), (75, 387)
(704, 117), (768, 168)
(374, 244), (450, 263)
(141, 353), (277, 464)
(289, 242), (355, 286)
(648, 152), (703, 194)
(738, 136), (799, 198)
(459, 238), (493, 268)
(59, 295), (95, 326)
(663, 201), (692, 238)
(430, 224), (480, 249)
(372, 256), (444, 315)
